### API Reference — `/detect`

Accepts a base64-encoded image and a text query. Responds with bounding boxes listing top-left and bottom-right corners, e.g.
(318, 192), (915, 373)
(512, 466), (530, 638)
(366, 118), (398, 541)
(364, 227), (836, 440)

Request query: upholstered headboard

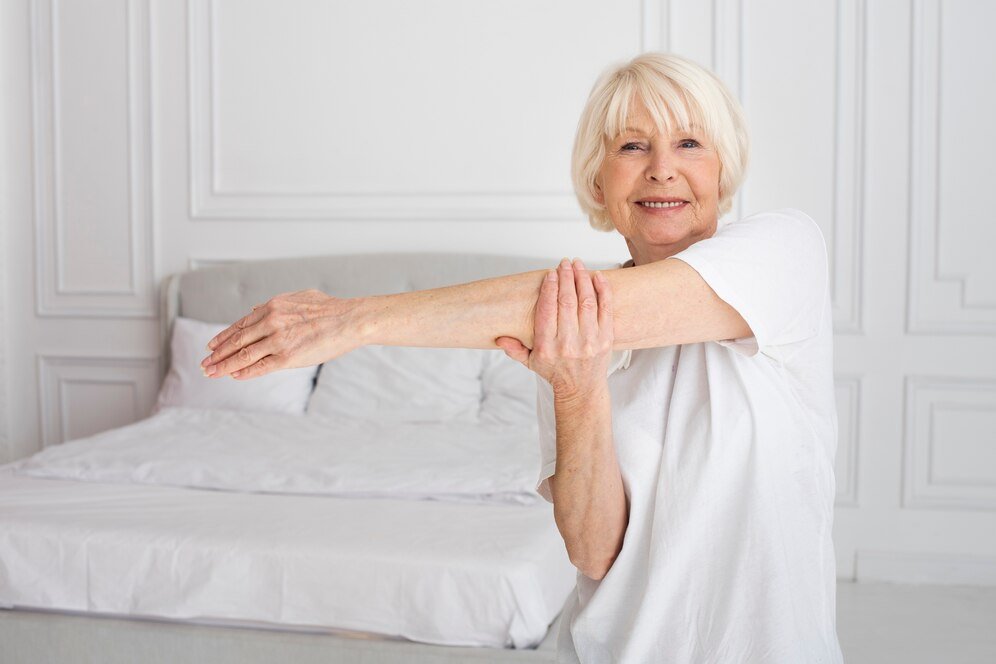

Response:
(160, 252), (620, 369)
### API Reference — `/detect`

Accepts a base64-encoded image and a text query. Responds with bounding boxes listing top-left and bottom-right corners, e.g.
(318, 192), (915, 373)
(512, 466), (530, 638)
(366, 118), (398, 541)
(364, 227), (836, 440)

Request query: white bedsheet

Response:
(0, 409), (575, 647)
(0, 466), (574, 648)
(12, 407), (543, 505)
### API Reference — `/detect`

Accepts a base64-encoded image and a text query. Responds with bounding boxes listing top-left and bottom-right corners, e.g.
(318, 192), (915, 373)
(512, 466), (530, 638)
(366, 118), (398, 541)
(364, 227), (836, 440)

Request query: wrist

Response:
(553, 381), (611, 412)
(336, 295), (381, 348)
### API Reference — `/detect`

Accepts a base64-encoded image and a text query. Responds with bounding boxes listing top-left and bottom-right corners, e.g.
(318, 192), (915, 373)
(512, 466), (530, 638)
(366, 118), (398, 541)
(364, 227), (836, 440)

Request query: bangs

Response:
(601, 70), (719, 144)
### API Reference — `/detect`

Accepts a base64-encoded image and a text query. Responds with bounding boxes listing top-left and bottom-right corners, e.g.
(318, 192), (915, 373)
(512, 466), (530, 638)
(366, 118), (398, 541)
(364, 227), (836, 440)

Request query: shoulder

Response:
(713, 209), (828, 269)
(723, 208), (825, 244)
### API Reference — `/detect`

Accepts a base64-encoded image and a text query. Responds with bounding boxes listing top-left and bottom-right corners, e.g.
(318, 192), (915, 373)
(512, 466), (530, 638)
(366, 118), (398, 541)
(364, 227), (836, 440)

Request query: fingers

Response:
(205, 305), (266, 353)
(230, 353), (278, 380)
(206, 335), (280, 378)
(533, 268), (558, 349)
(201, 310), (269, 372)
(557, 257), (578, 338)
(592, 268), (614, 333)
(495, 336), (530, 366)
(572, 258), (599, 341)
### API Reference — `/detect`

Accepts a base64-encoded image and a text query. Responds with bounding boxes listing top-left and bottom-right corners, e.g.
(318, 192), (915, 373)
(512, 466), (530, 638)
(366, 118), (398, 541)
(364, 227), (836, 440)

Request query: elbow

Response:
(571, 553), (618, 581)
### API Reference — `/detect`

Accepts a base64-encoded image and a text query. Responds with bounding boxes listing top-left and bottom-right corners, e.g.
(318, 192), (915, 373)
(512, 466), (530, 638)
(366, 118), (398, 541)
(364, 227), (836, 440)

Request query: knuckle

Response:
(579, 296), (597, 310)
(233, 330), (245, 348)
(238, 347), (252, 362)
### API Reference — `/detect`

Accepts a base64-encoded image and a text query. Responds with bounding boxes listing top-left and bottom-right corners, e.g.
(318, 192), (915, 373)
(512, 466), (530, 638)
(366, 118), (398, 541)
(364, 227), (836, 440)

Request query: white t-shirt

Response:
(536, 208), (844, 663)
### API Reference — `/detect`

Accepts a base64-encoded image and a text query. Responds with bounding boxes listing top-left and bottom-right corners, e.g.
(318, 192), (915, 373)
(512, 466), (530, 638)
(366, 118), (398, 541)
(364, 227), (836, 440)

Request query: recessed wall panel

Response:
(54, 0), (132, 293)
(32, 0), (155, 317)
(904, 376), (996, 510)
(741, 0), (836, 221)
(190, 0), (645, 219)
(37, 355), (159, 447)
(908, 0), (996, 332)
(930, 405), (996, 484)
(60, 379), (138, 441)
(937, 0), (996, 308)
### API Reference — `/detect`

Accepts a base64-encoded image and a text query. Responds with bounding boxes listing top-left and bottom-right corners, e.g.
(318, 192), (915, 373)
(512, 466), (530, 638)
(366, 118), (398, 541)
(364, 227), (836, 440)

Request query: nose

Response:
(645, 147), (676, 184)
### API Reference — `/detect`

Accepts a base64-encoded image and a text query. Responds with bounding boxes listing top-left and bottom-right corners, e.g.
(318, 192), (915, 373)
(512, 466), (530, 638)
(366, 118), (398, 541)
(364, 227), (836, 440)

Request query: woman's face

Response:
(595, 100), (722, 265)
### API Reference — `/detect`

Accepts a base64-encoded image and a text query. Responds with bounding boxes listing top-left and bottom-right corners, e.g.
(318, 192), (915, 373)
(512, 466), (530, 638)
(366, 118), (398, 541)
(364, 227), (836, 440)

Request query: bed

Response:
(0, 252), (613, 663)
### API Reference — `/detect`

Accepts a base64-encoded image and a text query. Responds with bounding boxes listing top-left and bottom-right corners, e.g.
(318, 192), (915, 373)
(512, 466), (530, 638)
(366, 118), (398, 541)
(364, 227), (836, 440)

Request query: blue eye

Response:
(679, 139), (700, 148)
(621, 142), (643, 151)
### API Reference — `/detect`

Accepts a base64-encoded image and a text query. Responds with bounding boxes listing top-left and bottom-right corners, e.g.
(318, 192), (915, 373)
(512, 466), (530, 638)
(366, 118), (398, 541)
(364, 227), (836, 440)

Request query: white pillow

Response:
(479, 351), (538, 426)
(154, 317), (318, 415)
(307, 346), (485, 423)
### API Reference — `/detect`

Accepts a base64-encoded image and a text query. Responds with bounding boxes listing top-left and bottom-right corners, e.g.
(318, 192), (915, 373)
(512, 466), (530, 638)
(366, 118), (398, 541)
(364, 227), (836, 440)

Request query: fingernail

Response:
(545, 270), (557, 281)
(207, 340), (216, 350)
(205, 366), (216, 377)
(574, 258), (586, 269)
(200, 356), (210, 367)
(231, 371), (241, 378)
(560, 257), (570, 268)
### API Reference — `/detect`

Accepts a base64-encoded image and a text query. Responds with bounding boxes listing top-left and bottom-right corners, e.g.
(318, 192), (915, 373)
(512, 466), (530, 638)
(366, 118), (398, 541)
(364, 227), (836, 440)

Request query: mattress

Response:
(0, 410), (576, 648)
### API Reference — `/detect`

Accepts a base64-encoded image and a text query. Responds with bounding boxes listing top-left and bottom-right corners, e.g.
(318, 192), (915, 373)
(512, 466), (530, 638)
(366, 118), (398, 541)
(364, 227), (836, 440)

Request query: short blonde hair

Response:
(571, 52), (750, 231)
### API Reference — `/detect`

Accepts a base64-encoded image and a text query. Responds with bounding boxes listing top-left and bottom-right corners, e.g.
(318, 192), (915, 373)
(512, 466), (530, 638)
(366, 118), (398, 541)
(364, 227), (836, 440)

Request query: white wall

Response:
(1, 0), (995, 585)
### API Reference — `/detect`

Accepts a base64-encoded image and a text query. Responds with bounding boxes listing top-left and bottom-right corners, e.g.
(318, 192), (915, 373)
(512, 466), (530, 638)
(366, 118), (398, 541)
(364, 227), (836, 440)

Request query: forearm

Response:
(349, 258), (746, 351)
(551, 386), (628, 581)
(353, 269), (547, 349)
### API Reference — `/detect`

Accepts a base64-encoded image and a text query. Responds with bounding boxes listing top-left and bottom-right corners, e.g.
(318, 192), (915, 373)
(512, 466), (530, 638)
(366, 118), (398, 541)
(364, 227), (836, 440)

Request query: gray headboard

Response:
(160, 252), (621, 368)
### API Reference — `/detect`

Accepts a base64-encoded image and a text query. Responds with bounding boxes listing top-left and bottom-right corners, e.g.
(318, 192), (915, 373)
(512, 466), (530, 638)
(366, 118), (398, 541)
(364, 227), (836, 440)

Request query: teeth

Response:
(639, 201), (685, 208)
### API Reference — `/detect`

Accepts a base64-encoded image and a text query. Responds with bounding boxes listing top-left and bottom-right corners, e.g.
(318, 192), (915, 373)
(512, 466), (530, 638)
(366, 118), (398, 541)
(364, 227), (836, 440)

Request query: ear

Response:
(592, 178), (605, 205)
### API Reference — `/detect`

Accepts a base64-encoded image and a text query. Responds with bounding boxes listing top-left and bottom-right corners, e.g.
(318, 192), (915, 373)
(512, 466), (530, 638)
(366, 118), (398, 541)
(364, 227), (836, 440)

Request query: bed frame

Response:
(3, 252), (619, 664)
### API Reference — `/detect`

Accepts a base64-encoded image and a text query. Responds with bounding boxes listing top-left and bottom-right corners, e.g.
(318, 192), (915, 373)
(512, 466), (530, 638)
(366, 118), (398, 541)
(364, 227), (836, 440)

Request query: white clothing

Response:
(536, 208), (844, 663)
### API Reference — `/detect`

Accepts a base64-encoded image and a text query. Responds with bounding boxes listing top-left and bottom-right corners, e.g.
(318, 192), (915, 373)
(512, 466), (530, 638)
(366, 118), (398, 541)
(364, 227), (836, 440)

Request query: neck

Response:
(624, 219), (720, 266)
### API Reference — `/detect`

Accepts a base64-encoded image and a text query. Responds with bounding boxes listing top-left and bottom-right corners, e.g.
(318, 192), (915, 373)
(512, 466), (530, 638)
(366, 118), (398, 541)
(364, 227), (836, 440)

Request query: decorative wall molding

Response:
(710, 0), (745, 224)
(712, 0), (865, 334)
(834, 375), (862, 507)
(855, 549), (996, 586)
(37, 354), (160, 447)
(186, 0), (593, 221)
(830, 0), (865, 333)
(906, 0), (996, 334)
(0, 171), (7, 464)
(30, 0), (156, 317)
(187, 257), (241, 271)
(641, 0), (671, 52)
(903, 376), (996, 510)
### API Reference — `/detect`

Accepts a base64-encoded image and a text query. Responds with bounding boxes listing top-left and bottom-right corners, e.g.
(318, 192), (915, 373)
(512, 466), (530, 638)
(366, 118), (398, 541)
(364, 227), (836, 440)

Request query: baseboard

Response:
(854, 550), (996, 586)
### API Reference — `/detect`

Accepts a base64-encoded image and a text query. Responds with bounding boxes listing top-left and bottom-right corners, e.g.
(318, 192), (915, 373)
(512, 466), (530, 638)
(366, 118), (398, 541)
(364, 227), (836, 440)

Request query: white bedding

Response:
(0, 410), (575, 648)
(12, 407), (543, 505)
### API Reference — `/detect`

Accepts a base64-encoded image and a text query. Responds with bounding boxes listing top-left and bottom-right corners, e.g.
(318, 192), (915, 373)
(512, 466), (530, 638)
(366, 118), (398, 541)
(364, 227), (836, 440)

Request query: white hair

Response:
(571, 52), (750, 231)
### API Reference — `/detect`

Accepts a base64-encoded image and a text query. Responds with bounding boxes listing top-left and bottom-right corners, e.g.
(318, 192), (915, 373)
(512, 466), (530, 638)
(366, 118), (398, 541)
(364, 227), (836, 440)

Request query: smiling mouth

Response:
(637, 200), (688, 209)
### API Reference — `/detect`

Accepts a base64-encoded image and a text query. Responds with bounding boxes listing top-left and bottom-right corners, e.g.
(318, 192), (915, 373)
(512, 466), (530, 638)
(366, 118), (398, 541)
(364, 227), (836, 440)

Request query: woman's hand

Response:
(495, 257), (614, 400)
(199, 289), (364, 379)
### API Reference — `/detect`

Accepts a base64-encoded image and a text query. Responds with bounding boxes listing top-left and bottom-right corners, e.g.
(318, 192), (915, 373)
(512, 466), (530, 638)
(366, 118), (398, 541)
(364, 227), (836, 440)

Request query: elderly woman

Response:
(200, 53), (843, 663)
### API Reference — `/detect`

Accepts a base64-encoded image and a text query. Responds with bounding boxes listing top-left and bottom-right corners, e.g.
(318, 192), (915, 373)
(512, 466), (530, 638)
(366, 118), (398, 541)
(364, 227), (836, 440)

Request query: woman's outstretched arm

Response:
(200, 257), (751, 379)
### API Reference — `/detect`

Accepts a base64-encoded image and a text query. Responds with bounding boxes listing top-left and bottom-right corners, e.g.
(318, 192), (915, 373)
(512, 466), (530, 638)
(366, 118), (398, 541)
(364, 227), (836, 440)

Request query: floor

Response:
(3, 581), (995, 663)
(836, 581), (996, 664)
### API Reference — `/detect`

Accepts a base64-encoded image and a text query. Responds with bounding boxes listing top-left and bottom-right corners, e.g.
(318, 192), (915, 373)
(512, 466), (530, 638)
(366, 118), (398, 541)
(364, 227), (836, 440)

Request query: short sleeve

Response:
(666, 208), (829, 359)
(534, 374), (557, 504)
